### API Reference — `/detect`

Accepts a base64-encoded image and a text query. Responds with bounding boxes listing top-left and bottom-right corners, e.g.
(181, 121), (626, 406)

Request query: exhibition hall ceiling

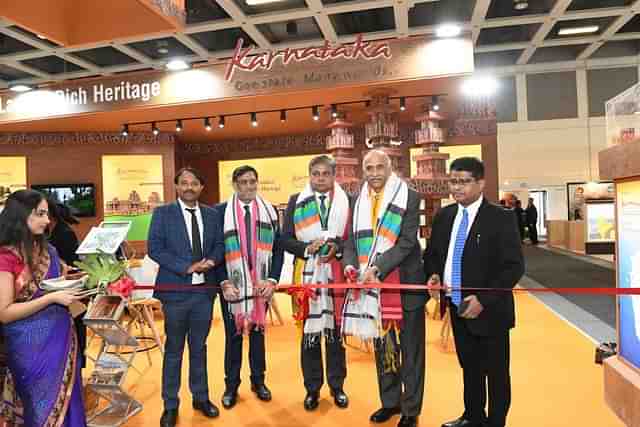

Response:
(2, 0), (640, 88)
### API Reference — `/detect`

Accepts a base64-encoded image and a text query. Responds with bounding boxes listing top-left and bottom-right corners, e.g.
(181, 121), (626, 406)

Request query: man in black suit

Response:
(423, 157), (524, 427)
(148, 167), (224, 427)
(525, 198), (539, 245)
(215, 165), (284, 410)
(281, 155), (349, 411)
(343, 150), (427, 427)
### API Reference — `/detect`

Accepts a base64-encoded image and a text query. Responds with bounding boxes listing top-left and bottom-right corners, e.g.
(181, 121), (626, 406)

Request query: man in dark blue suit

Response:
(148, 167), (224, 427)
(215, 165), (284, 410)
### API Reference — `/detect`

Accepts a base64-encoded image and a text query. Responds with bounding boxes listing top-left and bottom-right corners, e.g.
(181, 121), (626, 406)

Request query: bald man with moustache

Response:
(342, 150), (427, 427)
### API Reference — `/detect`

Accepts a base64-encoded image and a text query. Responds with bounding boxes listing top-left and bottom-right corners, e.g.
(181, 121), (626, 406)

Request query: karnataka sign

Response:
(0, 35), (473, 123)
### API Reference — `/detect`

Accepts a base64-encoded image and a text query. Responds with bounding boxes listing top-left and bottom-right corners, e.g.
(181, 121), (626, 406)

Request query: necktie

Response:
(319, 194), (328, 230)
(451, 208), (469, 307)
(244, 205), (253, 270)
(372, 193), (380, 233)
(186, 208), (203, 262)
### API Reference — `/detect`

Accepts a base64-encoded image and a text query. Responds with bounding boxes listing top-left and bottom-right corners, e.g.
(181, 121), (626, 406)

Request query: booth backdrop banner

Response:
(101, 155), (164, 240)
(0, 36), (473, 123)
(617, 180), (640, 370)
(218, 154), (318, 206)
(0, 156), (27, 210)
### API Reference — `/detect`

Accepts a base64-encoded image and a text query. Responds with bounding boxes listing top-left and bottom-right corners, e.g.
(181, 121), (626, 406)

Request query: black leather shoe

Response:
(441, 416), (482, 427)
(370, 407), (401, 423)
(160, 409), (178, 427)
(330, 388), (349, 408)
(221, 388), (238, 409)
(192, 400), (219, 418)
(398, 415), (417, 427)
(304, 391), (320, 411)
(251, 383), (272, 402)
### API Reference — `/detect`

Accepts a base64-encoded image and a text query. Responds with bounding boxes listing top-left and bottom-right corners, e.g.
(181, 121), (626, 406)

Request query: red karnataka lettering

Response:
(224, 34), (392, 81)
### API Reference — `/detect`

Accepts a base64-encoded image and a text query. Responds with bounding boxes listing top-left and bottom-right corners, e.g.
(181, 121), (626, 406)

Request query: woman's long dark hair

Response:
(0, 189), (48, 273)
(46, 195), (80, 226)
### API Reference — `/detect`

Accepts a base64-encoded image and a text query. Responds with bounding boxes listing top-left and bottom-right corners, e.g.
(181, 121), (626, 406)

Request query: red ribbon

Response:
(286, 286), (316, 321)
(134, 282), (640, 295)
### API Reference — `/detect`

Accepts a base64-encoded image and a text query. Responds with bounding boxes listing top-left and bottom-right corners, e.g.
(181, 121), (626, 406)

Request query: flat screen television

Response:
(32, 183), (96, 218)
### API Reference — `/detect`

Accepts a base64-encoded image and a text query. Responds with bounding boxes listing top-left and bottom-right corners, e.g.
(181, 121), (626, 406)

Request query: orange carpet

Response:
(90, 291), (624, 427)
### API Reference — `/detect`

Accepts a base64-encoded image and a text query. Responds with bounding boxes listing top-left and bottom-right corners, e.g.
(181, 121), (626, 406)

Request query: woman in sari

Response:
(0, 189), (86, 427)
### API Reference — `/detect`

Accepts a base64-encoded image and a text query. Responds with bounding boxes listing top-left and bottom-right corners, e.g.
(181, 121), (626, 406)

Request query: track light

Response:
(175, 120), (183, 132)
(280, 109), (287, 122)
(152, 122), (159, 136)
(218, 116), (225, 128)
(432, 95), (440, 111)
(204, 117), (212, 131)
(121, 124), (129, 137)
(331, 104), (338, 118)
(312, 105), (319, 121)
(400, 97), (406, 111)
(251, 112), (258, 127)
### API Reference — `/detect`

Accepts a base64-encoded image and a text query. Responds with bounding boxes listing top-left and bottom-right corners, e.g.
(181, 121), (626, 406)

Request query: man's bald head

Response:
(362, 149), (392, 191)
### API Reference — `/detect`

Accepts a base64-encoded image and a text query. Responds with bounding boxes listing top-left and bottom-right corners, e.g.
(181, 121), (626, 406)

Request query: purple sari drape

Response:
(2, 245), (86, 427)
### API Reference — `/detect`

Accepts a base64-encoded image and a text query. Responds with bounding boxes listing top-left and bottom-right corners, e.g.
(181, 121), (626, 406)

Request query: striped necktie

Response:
(451, 208), (469, 306)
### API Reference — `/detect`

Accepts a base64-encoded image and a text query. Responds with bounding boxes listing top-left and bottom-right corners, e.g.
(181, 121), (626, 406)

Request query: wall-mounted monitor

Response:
(32, 183), (96, 218)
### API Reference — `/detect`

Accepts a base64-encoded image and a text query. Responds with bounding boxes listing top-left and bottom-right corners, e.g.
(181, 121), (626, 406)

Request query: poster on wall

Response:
(101, 155), (164, 241)
(219, 154), (319, 208)
(0, 156), (27, 212)
(585, 202), (616, 242)
(567, 181), (614, 220)
(616, 180), (640, 370)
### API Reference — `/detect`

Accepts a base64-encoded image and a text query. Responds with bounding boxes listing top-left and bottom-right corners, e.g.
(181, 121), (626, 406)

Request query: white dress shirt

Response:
(177, 198), (205, 284)
(443, 195), (483, 292)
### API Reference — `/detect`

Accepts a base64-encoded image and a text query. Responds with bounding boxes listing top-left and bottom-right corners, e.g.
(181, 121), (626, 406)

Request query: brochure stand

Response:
(84, 295), (150, 427)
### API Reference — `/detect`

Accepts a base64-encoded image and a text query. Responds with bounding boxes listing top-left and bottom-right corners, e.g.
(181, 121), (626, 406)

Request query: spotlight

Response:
(9, 84), (33, 92)
(218, 116), (225, 128)
(204, 117), (212, 131)
(432, 95), (440, 111)
(436, 23), (461, 38)
(400, 97), (406, 111)
(251, 112), (258, 127)
(312, 105), (319, 121)
(331, 104), (338, 118)
(462, 76), (499, 97)
(513, 0), (529, 11)
(121, 124), (129, 137)
(152, 122), (159, 136)
(166, 59), (190, 71)
(175, 120), (183, 132)
(280, 109), (287, 122)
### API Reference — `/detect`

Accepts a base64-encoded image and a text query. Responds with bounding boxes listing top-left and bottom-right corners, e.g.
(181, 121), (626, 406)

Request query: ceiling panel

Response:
(257, 17), (323, 44)
(330, 7), (396, 36)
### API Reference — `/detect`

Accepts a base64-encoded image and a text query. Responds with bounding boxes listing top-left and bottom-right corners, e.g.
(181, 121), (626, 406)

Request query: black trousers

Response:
(528, 223), (538, 244)
(449, 304), (511, 427)
(219, 296), (266, 390)
(301, 327), (347, 393)
(373, 308), (425, 417)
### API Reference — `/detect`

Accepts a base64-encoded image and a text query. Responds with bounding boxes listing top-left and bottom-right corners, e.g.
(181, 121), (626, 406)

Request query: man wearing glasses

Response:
(281, 155), (350, 412)
(423, 157), (524, 427)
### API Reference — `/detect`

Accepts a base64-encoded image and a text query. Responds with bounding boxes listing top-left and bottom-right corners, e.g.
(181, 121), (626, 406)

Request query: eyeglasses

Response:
(449, 178), (476, 186)
(311, 171), (333, 178)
